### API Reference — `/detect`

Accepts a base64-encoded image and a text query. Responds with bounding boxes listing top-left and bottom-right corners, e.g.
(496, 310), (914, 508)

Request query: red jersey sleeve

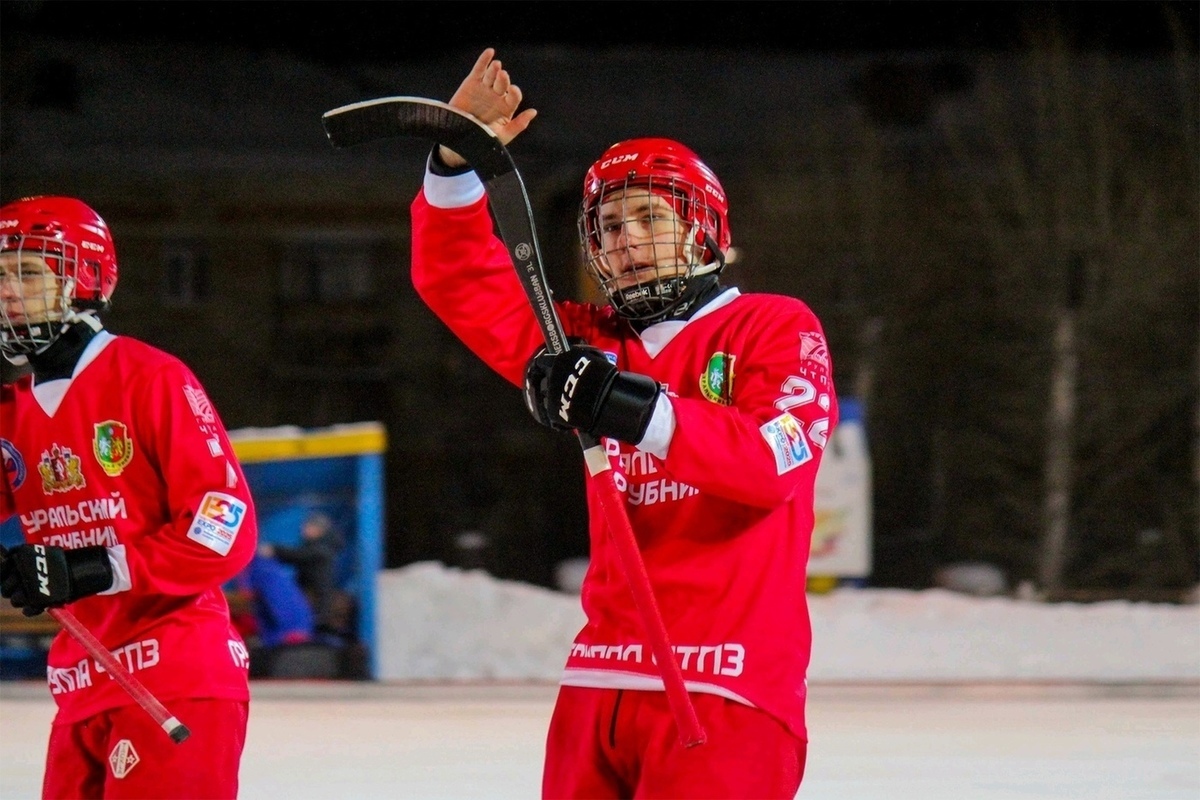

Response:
(411, 190), (572, 386)
(120, 360), (257, 596)
(663, 298), (838, 510)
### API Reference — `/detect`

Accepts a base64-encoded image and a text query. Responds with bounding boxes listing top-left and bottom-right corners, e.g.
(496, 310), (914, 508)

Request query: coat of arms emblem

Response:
(93, 420), (134, 477)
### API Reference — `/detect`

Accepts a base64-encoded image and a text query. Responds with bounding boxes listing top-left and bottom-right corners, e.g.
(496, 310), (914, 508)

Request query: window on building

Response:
(279, 240), (376, 302)
(161, 243), (210, 306)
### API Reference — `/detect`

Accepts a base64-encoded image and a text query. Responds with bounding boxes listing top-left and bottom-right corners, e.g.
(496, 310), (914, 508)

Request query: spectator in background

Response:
(259, 512), (345, 642)
(227, 550), (315, 649)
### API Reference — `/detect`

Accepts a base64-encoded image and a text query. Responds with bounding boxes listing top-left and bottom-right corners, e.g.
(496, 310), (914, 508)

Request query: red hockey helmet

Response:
(0, 196), (118, 305)
(577, 138), (731, 323)
(0, 196), (118, 355)
(580, 138), (731, 254)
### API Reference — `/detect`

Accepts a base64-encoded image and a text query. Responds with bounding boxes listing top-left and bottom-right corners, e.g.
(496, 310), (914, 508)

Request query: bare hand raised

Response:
(440, 48), (538, 168)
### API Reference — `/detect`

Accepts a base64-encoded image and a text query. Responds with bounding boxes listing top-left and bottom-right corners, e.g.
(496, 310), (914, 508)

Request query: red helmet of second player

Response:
(0, 195), (118, 304)
(577, 138), (731, 324)
(0, 195), (118, 355)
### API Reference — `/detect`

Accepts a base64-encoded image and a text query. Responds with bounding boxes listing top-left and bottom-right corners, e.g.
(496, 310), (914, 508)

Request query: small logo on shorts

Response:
(109, 738), (139, 779)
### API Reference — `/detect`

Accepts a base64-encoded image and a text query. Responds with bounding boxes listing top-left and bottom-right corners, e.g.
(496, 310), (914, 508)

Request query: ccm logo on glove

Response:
(558, 354), (596, 423)
(524, 344), (661, 445)
(34, 546), (51, 597)
(0, 543), (114, 617)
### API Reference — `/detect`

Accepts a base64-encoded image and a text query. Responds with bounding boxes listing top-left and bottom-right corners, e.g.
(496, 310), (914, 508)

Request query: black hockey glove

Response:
(523, 344), (660, 445)
(0, 544), (113, 617)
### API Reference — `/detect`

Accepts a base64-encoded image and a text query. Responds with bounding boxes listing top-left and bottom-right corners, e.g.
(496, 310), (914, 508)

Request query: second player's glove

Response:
(0, 544), (114, 617)
(523, 344), (660, 445)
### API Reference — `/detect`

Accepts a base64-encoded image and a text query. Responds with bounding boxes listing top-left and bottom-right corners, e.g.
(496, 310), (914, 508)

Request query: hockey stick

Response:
(323, 97), (706, 748)
(0, 548), (190, 743)
(49, 608), (191, 743)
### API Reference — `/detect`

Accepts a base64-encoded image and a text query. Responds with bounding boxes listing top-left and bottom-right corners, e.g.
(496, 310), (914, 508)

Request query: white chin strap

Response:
(65, 309), (103, 332)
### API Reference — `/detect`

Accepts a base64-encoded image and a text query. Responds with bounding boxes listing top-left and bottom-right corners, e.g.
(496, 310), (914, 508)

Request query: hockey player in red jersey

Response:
(0, 196), (256, 799)
(411, 50), (838, 798)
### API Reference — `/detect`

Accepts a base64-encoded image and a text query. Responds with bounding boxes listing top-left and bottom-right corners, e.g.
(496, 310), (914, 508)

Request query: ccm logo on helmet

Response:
(81, 241), (106, 253)
(705, 184), (726, 203)
(600, 153), (638, 170)
(0, 220), (17, 229)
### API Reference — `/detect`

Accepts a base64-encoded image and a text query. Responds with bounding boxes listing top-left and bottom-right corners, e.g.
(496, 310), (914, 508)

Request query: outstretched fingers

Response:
(467, 47), (496, 82)
(448, 48), (537, 145)
(487, 60), (511, 96)
(499, 106), (538, 141)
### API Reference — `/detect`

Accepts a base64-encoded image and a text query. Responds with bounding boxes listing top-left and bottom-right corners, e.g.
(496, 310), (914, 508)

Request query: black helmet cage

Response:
(577, 173), (724, 325)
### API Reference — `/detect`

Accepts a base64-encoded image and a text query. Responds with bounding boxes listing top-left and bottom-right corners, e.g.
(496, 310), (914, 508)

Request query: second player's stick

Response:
(49, 607), (192, 743)
(0, 546), (190, 743)
(323, 97), (706, 747)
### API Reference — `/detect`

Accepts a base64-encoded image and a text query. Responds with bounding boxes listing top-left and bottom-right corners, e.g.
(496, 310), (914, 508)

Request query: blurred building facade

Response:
(2, 31), (1196, 596)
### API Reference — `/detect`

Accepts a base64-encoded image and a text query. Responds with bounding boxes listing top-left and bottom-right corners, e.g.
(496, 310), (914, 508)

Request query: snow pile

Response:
(376, 562), (1200, 682)
(378, 563), (585, 680)
(806, 588), (1199, 681)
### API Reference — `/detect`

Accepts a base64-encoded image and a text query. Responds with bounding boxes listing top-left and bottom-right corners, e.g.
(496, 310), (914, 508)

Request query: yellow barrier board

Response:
(228, 422), (387, 463)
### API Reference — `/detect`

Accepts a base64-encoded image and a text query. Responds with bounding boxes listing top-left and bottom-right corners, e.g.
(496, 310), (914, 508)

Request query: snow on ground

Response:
(377, 562), (1200, 682)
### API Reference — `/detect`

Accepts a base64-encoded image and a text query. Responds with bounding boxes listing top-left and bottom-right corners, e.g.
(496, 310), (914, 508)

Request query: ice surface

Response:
(1, 682), (1196, 799)
(2, 566), (1197, 799)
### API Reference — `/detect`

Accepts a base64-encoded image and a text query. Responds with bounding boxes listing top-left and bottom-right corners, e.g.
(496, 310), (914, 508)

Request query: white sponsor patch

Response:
(187, 491), (247, 556)
(109, 739), (139, 779)
(759, 412), (813, 474)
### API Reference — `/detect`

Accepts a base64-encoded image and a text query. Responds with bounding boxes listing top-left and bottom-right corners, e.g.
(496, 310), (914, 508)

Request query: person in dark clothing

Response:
(259, 512), (344, 640)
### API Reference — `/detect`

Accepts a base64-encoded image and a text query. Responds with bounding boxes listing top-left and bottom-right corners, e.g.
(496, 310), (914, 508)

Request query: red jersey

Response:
(0, 333), (256, 725)
(411, 183), (837, 741)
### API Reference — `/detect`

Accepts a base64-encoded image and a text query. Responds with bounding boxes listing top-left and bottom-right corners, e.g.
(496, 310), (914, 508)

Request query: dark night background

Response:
(3, 1), (1196, 57)
(2, 1), (1197, 600)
